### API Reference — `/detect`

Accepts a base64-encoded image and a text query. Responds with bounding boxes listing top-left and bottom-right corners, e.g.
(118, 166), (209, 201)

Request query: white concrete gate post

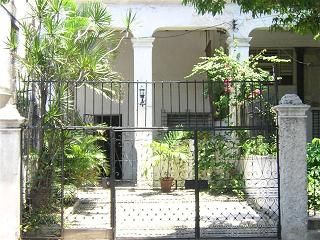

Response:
(0, 2), (25, 239)
(274, 94), (310, 240)
(0, 96), (24, 240)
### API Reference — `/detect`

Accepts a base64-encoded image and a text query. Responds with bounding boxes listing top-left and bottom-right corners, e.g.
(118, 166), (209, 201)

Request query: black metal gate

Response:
(19, 79), (280, 239)
(107, 127), (279, 240)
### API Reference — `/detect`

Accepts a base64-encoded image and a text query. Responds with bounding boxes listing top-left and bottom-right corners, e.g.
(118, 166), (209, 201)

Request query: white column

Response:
(226, 36), (252, 126)
(274, 94), (310, 240)
(122, 38), (154, 185)
(0, 97), (24, 240)
(131, 37), (154, 127)
(226, 36), (252, 62)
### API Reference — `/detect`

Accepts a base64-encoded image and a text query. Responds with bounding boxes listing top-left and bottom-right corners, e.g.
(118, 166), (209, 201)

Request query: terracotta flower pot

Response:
(160, 177), (174, 193)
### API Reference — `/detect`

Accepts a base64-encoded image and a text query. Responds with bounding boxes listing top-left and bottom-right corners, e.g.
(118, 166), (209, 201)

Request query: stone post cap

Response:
(0, 104), (25, 128)
(273, 94), (310, 117)
(0, 88), (11, 109)
(279, 94), (303, 105)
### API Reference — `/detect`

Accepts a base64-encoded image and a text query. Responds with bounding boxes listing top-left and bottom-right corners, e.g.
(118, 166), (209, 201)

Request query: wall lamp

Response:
(139, 86), (146, 106)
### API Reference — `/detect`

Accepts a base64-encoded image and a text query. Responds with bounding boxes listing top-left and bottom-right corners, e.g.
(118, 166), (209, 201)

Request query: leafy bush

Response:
(307, 138), (320, 212)
(198, 132), (245, 197)
(53, 183), (78, 207)
(187, 48), (287, 119)
(242, 135), (276, 156)
(64, 132), (109, 187)
(22, 207), (60, 234)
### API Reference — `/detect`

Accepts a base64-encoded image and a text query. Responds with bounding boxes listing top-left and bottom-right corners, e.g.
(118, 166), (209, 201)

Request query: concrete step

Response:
(63, 229), (112, 240)
(308, 216), (320, 230)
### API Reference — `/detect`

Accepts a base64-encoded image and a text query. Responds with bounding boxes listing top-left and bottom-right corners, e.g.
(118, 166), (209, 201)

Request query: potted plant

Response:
(149, 130), (191, 192)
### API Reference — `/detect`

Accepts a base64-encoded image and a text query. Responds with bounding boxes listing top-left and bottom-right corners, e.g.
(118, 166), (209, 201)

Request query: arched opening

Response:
(151, 28), (228, 127)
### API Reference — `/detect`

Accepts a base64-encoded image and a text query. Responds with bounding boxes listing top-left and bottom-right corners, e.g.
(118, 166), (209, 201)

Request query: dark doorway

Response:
(94, 115), (123, 179)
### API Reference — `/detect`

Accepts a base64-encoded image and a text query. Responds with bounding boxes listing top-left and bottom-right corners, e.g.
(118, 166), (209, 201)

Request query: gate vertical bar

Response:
(276, 126), (281, 239)
(20, 128), (23, 238)
(110, 129), (116, 240)
(194, 130), (200, 239)
(60, 128), (65, 237)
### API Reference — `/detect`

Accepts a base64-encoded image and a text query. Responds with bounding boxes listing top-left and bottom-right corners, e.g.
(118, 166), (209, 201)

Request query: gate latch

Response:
(185, 180), (209, 190)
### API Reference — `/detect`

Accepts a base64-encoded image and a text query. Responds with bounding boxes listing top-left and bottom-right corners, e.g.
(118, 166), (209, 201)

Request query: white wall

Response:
(83, 29), (320, 128)
(80, 30), (225, 127)
(0, 4), (13, 93)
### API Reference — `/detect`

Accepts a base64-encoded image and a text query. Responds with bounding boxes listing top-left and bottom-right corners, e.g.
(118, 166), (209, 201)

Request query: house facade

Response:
(73, 0), (320, 136)
(74, 0), (320, 181)
(4, 0), (319, 182)
(1, 0), (319, 182)
(0, 1), (316, 239)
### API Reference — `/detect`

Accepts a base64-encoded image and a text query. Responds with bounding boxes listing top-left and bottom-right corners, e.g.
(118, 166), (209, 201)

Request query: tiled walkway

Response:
(64, 187), (278, 239)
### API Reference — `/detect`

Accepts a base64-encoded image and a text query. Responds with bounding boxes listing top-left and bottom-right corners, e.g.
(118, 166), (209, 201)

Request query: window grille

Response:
(165, 112), (212, 128)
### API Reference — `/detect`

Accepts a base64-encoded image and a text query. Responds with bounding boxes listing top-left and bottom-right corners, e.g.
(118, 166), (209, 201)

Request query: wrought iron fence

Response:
(17, 79), (279, 129)
(20, 126), (280, 239)
(18, 79), (280, 239)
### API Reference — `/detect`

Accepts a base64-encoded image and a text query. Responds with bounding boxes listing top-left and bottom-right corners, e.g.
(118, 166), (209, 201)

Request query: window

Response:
(250, 48), (294, 85)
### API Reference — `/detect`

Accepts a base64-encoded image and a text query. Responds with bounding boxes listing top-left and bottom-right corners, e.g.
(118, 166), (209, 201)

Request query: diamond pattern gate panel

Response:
(197, 129), (280, 239)
(61, 128), (113, 240)
(113, 129), (196, 239)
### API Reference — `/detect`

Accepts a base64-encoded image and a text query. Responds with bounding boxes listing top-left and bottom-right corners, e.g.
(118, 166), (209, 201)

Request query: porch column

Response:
(124, 38), (154, 186)
(226, 36), (251, 126)
(131, 37), (154, 127)
(226, 36), (251, 62)
(274, 94), (310, 240)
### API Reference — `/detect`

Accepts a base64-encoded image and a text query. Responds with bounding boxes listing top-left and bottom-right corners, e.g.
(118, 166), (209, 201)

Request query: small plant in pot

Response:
(148, 130), (191, 193)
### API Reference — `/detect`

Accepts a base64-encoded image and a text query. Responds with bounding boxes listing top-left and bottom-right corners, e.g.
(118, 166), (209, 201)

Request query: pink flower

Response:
(223, 79), (233, 93)
(253, 89), (261, 96)
(248, 89), (262, 99)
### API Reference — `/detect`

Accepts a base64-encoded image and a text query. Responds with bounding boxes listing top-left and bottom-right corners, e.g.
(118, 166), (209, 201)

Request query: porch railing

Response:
(17, 79), (279, 130)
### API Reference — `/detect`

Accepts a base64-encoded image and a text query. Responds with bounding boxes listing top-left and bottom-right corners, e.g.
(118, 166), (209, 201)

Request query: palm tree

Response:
(12, 0), (129, 209)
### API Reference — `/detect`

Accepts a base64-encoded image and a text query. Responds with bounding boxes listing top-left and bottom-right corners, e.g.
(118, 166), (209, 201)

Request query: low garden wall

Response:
(240, 155), (278, 214)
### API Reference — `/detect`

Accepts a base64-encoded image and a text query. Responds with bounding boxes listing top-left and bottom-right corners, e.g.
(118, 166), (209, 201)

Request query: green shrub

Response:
(242, 135), (276, 156)
(64, 132), (109, 187)
(198, 133), (245, 198)
(187, 48), (287, 120)
(307, 138), (320, 212)
(22, 207), (60, 234)
(53, 183), (78, 207)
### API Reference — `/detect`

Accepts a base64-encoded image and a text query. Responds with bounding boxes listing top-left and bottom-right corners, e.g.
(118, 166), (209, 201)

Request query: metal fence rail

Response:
(17, 79), (278, 129)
